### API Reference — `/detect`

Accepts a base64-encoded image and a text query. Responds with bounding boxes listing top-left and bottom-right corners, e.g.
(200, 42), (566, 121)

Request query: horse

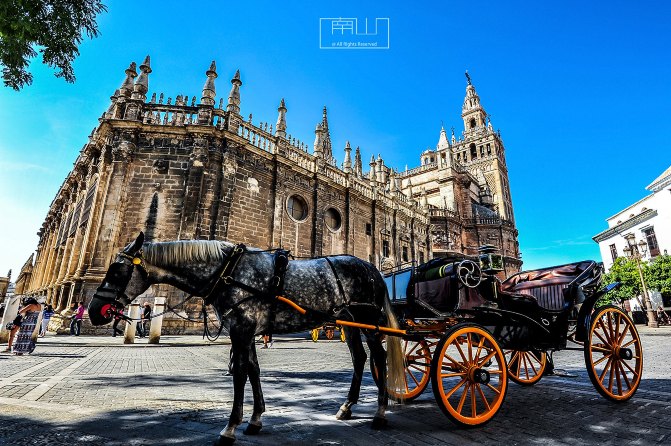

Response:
(88, 232), (405, 445)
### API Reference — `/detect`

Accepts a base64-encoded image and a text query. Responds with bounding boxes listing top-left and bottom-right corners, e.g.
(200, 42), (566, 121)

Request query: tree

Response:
(0, 0), (107, 90)
(645, 254), (671, 297)
(600, 256), (643, 304)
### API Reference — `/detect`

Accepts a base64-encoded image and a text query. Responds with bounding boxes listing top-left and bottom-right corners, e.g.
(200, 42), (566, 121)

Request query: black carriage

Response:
(378, 247), (642, 426)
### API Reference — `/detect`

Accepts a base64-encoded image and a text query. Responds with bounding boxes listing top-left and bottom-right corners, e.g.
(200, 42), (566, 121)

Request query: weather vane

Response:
(465, 70), (472, 85)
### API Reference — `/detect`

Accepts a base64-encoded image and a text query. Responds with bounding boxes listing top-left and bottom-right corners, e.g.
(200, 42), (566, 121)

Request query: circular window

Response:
(324, 208), (342, 231)
(287, 195), (308, 221)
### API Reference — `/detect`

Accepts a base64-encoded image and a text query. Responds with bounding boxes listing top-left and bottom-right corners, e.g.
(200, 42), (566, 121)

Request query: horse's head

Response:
(88, 232), (151, 325)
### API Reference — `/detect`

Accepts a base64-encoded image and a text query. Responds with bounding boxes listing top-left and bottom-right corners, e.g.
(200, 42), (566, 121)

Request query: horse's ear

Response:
(124, 232), (145, 255)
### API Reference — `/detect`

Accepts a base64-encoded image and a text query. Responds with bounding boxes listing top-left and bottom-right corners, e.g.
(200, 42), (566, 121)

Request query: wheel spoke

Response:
(599, 357), (613, 383)
(454, 340), (469, 364)
(614, 359), (623, 395)
(592, 327), (610, 347)
(442, 353), (467, 371)
(608, 358), (616, 393)
(522, 353), (530, 380)
(444, 378), (466, 399)
(470, 383), (477, 418)
(614, 313), (621, 345)
(596, 320), (612, 344)
(474, 336), (486, 363)
(590, 345), (612, 354)
(620, 357), (639, 378)
(621, 339), (637, 349)
(485, 383), (501, 395)
(478, 349), (497, 368)
(467, 333), (473, 362)
(617, 324), (630, 346)
(617, 360), (632, 390)
(475, 383), (491, 411)
(606, 312), (615, 344)
(408, 371), (421, 386)
(592, 353), (611, 367)
(409, 364), (427, 373)
(528, 354), (539, 375)
(441, 372), (466, 378)
(457, 382), (470, 414)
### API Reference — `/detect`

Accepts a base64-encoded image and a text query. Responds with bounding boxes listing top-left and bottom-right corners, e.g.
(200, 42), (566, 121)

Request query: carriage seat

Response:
(500, 261), (597, 311)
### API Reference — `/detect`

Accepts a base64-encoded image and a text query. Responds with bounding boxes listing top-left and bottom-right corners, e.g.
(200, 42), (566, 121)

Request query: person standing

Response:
(40, 304), (54, 337)
(12, 297), (42, 355)
(70, 302), (85, 336)
(137, 302), (151, 338)
(112, 309), (125, 337)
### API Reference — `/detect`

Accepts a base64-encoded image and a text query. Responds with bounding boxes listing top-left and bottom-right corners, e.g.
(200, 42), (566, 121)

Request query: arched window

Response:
(324, 208), (342, 231)
(470, 118), (476, 129)
(287, 195), (308, 221)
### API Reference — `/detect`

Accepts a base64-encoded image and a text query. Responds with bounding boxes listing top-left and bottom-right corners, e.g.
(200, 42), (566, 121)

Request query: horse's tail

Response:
(382, 295), (406, 402)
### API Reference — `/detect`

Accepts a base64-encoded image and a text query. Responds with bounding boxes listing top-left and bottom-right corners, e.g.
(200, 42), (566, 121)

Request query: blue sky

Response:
(1, 0), (670, 277)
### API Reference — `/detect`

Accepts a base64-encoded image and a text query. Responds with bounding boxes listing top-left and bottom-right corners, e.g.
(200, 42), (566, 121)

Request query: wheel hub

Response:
(618, 347), (633, 360)
(468, 367), (491, 384)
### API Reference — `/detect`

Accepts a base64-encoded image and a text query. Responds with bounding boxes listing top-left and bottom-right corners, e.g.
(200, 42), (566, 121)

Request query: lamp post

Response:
(623, 238), (658, 328)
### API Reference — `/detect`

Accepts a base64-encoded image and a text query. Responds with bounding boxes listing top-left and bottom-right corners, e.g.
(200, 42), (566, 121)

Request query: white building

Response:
(593, 165), (671, 271)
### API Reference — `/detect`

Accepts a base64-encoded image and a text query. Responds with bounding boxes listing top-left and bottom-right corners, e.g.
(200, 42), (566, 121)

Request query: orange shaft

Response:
(275, 295), (407, 336)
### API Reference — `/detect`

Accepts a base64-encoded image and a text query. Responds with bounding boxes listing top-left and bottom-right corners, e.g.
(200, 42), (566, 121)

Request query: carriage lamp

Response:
(622, 238), (658, 328)
(478, 245), (503, 275)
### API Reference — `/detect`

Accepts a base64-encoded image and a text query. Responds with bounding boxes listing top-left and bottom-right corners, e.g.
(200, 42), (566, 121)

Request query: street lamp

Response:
(623, 238), (658, 328)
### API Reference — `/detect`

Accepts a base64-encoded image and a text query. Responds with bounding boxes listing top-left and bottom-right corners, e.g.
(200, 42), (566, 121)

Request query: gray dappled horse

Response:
(88, 232), (405, 445)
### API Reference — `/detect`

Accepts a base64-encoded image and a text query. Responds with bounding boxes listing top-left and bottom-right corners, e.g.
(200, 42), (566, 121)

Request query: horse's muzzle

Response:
(88, 295), (119, 326)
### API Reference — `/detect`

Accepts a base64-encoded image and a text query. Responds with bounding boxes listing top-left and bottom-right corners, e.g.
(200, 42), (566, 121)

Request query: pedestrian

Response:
(3, 313), (22, 353)
(40, 304), (54, 337)
(137, 302), (151, 338)
(112, 309), (125, 337)
(261, 333), (273, 349)
(11, 297), (42, 355)
(70, 302), (85, 336)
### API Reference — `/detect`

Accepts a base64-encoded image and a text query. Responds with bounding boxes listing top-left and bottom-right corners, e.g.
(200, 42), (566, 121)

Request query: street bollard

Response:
(148, 297), (165, 344)
(124, 303), (140, 344)
(0, 295), (22, 343)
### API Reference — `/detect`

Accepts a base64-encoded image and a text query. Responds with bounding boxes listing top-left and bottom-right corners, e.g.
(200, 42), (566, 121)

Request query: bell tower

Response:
(461, 71), (488, 134)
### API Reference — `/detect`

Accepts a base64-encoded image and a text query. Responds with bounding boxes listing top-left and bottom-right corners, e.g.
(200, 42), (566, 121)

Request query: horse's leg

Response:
(366, 332), (389, 429)
(336, 326), (367, 420)
(217, 336), (252, 445)
(243, 342), (265, 435)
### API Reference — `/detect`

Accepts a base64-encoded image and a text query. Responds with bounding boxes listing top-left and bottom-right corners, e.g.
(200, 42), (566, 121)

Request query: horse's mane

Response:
(143, 240), (226, 267)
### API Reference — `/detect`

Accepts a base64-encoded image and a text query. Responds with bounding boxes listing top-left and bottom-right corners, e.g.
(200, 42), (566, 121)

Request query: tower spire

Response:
(131, 56), (151, 101)
(226, 70), (242, 114)
(200, 60), (217, 106)
(343, 141), (352, 173)
(119, 61), (137, 97)
(462, 72), (488, 135)
(275, 98), (287, 138)
(354, 146), (363, 177)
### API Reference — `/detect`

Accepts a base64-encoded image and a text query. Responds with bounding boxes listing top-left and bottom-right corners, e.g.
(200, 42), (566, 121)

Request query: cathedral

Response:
(18, 57), (521, 333)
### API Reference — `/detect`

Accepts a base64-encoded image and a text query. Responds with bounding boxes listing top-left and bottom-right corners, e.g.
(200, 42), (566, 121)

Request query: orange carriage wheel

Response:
(584, 305), (642, 402)
(431, 324), (508, 427)
(369, 339), (433, 402)
(505, 350), (547, 386)
(311, 328), (320, 342)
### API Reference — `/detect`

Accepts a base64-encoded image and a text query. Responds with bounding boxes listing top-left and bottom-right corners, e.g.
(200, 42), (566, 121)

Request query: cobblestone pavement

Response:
(1, 327), (670, 446)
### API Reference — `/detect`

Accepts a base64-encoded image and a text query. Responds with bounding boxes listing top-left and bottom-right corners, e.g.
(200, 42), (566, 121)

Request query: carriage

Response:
(375, 246), (643, 426)
(88, 234), (643, 445)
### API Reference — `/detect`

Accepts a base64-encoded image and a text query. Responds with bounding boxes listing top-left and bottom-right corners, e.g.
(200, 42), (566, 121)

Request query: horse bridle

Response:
(94, 250), (149, 318)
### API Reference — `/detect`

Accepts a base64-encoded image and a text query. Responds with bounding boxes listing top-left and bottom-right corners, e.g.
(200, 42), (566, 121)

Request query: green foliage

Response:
(645, 254), (671, 296)
(600, 257), (642, 304)
(0, 0), (107, 90)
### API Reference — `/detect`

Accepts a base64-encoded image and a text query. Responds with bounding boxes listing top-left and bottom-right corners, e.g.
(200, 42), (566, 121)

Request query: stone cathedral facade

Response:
(19, 57), (521, 333)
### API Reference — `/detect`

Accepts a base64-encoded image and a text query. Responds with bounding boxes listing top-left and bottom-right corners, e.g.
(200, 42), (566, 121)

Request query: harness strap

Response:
(203, 243), (246, 305)
(324, 257), (348, 306)
(266, 249), (290, 336)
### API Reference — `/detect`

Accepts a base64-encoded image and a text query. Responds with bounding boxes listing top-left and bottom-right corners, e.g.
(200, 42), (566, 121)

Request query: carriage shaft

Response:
(275, 296), (408, 336)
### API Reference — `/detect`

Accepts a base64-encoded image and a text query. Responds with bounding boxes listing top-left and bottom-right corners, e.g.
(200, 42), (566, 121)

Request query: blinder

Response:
(94, 251), (148, 317)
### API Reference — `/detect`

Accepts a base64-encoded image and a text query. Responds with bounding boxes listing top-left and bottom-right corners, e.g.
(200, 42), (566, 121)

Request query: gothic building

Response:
(19, 57), (520, 332)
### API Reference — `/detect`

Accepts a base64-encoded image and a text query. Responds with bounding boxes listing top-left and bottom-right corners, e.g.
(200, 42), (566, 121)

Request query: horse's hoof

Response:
(371, 416), (388, 430)
(335, 407), (352, 420)
(243, 423), (262, 435)
(213, 435), (235, 446)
